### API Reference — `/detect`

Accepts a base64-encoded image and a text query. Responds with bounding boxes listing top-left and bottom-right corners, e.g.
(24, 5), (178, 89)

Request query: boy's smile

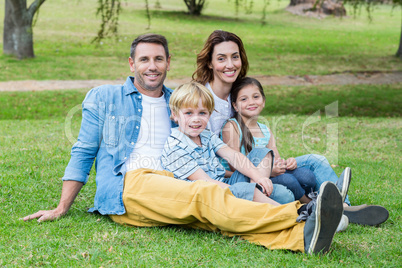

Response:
(173, 100), (211, 145)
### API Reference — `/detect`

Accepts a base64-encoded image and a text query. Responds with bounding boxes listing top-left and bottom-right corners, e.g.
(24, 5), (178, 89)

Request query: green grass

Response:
(0, 0), (401, 266)
(1, 86), (401, 266)
(0, 0), (400, 81)
(1, 83), (400, 120)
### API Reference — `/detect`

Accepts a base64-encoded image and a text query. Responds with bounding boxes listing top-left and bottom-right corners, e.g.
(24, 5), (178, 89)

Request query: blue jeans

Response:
(224, 148), (295, 204)
(270, 167), (316, 200)
(295, 154), (351, 205)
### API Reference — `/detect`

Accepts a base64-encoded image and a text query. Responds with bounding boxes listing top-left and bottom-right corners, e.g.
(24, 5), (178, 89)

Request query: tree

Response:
(4, 0), (400, 59)
(183, 0), (207, 15)
(2, 0), (124, 59)
(340, 0), (402, 58)
(3, 0), (46, 59)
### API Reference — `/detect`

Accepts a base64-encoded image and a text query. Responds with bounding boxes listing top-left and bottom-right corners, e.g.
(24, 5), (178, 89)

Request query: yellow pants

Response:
(110, 169), (306, 252)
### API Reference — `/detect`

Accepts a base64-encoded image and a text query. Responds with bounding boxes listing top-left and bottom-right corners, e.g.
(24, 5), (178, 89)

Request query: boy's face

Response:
(172, 100), (211, 143)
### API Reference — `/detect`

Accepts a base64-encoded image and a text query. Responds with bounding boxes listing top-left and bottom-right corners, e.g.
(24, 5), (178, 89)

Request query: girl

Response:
(221, 77), (316, 203)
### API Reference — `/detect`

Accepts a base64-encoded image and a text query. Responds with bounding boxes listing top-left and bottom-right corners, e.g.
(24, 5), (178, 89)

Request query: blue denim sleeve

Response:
(62, 88), (105, 185)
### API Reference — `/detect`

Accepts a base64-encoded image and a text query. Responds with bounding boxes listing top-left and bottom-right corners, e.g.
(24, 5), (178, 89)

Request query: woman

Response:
(193, 30), (295, 203)
(193, 30), (248, 136)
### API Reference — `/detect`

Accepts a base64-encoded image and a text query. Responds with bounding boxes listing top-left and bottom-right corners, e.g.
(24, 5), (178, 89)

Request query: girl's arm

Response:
(217, 145), (273, 196)
(221, 120), (241, 172)
(187, 168), (230, 189)
(286, 157), (297, 170)
(267, 129), (287, 177)
(267, 129), (297, 171)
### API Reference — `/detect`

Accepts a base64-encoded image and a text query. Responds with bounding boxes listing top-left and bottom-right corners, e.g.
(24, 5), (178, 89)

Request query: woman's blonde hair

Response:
(170, 82), (215, 118)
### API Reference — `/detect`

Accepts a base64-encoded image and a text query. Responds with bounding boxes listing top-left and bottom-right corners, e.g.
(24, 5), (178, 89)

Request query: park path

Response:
(0, 71), (401, 92)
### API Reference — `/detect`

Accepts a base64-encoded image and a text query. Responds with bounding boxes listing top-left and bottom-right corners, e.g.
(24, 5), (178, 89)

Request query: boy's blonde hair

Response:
(169, 82), (215, 116)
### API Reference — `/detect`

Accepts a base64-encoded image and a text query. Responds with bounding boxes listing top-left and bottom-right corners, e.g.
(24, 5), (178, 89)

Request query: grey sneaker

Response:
(336, 167), (351, 203)
(344, 204), (389, 226)
(304, 181), (343, 254)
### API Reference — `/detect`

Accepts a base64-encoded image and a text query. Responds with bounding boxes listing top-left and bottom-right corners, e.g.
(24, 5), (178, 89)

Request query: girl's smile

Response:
(233, 84), (266, 120)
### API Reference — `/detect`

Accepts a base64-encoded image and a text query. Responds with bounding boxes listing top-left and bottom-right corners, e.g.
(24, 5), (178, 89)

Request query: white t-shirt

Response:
(205, 82), (234, 135)
(125, 93), (171, 171)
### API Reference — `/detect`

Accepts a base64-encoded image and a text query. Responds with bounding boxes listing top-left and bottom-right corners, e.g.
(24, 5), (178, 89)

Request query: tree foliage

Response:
(341, 0), (402, 57)
(3, 0), (401, 59)
(93, 0), (121, 43)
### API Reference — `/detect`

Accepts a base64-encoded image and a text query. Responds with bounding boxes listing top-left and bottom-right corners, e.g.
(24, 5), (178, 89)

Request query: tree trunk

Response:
(3, 0), (46, 59)
(397, 21), (402, 58)
(183, 0), (206, 16)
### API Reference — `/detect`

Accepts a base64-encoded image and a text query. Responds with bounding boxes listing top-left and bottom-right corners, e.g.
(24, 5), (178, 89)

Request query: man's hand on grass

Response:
(23, 208), (66, 222)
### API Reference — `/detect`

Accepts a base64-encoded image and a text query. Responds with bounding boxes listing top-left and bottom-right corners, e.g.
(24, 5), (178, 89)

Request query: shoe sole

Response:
(344, 205), (389, 226)
(340, 167), (351, 203)
(308, 182), (343, 254)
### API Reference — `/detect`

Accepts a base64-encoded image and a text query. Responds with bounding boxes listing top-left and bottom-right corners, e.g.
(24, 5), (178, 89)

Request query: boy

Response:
(161, 82), (295, 204)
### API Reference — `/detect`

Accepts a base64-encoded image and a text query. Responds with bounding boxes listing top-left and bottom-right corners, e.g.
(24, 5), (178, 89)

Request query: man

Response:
(24, 33), (344, 254)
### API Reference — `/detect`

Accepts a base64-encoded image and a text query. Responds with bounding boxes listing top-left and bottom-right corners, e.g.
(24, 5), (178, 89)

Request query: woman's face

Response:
(209, 41), (242, 87)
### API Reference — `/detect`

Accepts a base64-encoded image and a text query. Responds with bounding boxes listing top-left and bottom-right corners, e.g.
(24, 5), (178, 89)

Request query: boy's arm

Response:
(161, 141), (229, 189)
(217, 146), (273, 196)
(187, 169), (230, 189)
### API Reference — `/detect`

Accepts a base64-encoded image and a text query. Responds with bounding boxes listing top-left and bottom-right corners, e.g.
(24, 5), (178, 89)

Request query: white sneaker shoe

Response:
(336, 214), (349, 232)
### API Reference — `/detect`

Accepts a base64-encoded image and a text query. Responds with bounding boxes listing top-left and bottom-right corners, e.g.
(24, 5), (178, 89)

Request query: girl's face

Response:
(209, 41), (242, 86)
(233, 84), (265, 120)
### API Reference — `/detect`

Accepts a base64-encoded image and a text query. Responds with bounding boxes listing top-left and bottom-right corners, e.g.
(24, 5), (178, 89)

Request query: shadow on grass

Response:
(263, 83), (402, 117)
(150, 9), (247, 23)
(0, 83), (400, 120)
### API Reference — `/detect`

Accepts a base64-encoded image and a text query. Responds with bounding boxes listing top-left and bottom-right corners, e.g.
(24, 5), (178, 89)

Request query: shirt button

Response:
(131, 142), (134, 145)
(124, 157), (127, 160)
(112, 116), (115, 119)
(136, 126), (139, 129)
(138, 96), (142, 99)
(138, 109), (141, 112)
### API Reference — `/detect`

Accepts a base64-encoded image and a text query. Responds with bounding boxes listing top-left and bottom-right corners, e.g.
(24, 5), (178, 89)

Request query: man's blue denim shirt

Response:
(62, 76), (176, 215)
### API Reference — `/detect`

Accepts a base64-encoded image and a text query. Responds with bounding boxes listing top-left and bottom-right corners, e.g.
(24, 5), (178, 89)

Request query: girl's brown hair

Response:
(230, 77), (265, 154)
(192, 30), (249, 85)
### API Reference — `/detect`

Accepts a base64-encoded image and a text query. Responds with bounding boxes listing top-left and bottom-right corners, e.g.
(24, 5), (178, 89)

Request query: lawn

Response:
(1, 84), (401, 266)
(0, 0), (401, 267)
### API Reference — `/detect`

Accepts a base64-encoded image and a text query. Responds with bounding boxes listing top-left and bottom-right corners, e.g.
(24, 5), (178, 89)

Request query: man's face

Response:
(129, 42), (171, 97)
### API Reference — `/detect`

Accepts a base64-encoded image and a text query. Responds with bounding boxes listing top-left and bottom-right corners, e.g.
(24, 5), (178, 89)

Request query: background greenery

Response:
(0, 0), (401, 267)
(0, 0), (400, 80)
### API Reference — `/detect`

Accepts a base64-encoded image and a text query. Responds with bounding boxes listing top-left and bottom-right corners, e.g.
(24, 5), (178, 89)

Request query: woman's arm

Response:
(187, 168), (230, 189)
(217, 146), (273, 196)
